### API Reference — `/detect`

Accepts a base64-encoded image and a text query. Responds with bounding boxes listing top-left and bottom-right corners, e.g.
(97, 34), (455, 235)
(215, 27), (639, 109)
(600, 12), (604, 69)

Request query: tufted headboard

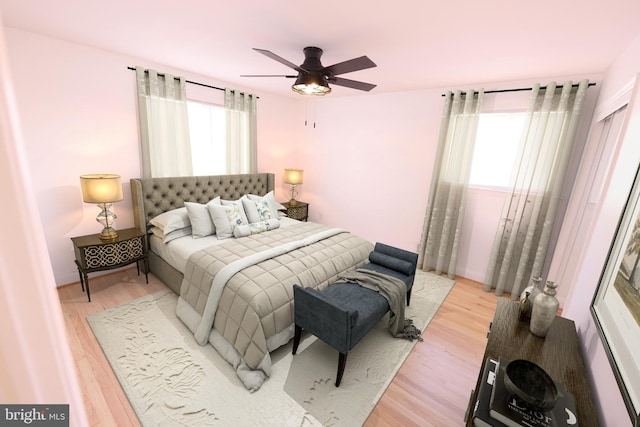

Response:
(130, 173), (275, 234)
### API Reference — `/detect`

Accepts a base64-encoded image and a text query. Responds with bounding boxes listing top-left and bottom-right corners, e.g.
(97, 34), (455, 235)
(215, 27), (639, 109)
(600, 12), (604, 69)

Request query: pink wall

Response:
(291, 92), (441, 251)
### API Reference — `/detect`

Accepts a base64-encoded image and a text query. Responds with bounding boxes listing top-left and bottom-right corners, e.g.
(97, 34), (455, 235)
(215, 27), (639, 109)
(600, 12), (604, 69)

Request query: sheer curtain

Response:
(483, 80), (590, 297)
(225, 88), (257, 174)
(418, 89), (484, 278)
(136, 67), (192, 178)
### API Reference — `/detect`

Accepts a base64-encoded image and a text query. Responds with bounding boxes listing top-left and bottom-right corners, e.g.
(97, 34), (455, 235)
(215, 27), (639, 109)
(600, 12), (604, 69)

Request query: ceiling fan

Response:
(242, 47), (377, 96)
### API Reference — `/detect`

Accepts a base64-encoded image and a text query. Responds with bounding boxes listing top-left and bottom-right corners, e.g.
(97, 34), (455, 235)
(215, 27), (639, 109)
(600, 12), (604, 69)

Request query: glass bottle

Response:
(519, 276), (542, 319)
(529, 280), (559, 337)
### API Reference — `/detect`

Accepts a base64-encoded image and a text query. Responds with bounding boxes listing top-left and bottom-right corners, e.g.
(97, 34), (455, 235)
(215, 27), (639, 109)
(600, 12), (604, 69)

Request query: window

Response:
(186, 101), (227, 175)
(135, 68), (256, 178)
(469, 112), (526, 189)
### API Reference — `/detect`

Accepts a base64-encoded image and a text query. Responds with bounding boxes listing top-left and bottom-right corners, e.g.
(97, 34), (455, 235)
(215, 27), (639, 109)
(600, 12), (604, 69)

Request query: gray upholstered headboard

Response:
(130, 173), (275, 234)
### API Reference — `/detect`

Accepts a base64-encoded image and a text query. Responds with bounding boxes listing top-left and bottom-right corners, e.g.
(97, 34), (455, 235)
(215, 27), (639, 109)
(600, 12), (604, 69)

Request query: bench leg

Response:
(336, 352), (348, 387)
(292, 324), (302, 355)
(407, 288), (412, 306)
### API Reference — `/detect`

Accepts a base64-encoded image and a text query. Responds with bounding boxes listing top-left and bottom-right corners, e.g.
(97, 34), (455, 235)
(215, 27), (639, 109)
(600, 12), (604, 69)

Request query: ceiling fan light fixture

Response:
(248, 47), (376, 94)
(292, 73), (331, 96)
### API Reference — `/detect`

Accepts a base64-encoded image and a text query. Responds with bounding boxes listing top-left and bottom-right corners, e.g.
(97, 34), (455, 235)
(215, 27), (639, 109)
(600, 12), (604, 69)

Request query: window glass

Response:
(187, 101), (226, 175)
(469, 112), (526, 189)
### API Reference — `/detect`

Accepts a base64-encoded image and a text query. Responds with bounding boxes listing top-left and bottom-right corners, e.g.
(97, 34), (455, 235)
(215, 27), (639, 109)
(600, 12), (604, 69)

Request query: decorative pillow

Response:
(185, 197), (221, 238)
(247, 191), (286, 217)
(255, 199), (274, 220)
(242, 198), (274, 223)
(150, 225), (193, 243)
(233, 219), (280, 238)
(221, 198), (250, 225)
(209, 204), (248, 239)
(149, 207), (190, 234)
(368, 252), (414, 276)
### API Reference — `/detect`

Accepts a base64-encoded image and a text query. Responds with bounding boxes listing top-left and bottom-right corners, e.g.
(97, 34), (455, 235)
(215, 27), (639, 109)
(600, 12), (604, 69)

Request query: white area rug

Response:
(86, 271), (454, 426)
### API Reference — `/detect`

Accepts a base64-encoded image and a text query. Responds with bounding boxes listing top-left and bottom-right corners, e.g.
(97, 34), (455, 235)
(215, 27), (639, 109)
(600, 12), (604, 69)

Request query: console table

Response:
(465, 298), (598, 426)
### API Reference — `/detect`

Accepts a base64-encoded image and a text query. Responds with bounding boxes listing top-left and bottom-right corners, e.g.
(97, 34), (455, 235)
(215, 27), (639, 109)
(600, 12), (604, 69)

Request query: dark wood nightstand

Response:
(281, 201), (309, 221)
(71, 227), (148, 301)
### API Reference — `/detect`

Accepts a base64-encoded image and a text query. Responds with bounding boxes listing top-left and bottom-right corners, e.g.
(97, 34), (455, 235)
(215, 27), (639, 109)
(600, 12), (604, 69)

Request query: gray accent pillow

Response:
(368, 252), (414, 276)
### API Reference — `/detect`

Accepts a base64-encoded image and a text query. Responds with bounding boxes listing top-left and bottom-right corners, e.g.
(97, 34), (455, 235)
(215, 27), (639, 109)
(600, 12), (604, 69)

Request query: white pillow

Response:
(150, 225), (192, 243)
(185, 197), (221, 238)
(242, 198), (274, 223)
(221, 197), (250, 224)
(209, 204), (248, 239)
(149, 207), (190, 234)
(248, 191), (286, 217)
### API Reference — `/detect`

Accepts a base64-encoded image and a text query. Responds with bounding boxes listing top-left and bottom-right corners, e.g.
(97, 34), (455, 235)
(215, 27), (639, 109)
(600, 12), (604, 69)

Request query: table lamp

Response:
(284, 168), (303, 206)
(80, 174), (124, 240)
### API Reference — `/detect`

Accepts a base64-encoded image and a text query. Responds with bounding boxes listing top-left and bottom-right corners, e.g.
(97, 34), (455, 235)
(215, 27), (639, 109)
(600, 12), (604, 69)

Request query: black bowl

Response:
(504, 359), (558, 411)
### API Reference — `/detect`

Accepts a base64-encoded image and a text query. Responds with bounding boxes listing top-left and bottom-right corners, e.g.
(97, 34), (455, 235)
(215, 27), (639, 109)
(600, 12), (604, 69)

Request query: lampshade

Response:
(284, 169), (304, 185)
(292, 73), (331, 96)
(80, 174), (123, 203)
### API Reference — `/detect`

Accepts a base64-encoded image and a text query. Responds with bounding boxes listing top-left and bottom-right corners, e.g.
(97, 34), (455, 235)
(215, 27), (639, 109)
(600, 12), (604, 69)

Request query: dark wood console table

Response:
(465, 298), (598, 426)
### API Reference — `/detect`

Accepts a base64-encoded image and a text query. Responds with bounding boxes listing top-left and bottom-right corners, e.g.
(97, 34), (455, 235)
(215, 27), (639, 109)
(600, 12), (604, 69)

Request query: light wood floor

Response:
(57, 268), (504, 427)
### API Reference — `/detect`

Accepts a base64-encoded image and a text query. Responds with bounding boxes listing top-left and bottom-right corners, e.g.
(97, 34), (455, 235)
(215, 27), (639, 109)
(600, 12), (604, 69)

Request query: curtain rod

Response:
(127, 66), (258, 98)
(441, 82), (596, 96)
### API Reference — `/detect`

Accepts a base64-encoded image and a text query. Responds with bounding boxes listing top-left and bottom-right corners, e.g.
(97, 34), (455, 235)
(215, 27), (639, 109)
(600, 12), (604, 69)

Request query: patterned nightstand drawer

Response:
(82, 237), (144, 268)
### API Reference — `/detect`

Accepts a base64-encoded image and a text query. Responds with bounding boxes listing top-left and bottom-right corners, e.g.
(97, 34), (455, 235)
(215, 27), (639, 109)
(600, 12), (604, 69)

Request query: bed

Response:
(130, 173), (373, 390)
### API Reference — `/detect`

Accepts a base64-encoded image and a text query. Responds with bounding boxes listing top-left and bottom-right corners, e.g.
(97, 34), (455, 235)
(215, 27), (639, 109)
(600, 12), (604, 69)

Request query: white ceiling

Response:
(1, 0), (639, 98)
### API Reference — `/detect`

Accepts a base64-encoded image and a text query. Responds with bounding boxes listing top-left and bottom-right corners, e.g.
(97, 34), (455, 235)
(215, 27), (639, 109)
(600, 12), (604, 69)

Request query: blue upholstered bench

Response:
(292, 243), (418, 386)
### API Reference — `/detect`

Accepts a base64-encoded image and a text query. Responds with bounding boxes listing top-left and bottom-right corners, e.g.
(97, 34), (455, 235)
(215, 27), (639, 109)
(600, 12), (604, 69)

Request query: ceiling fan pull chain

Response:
(305, 99), (308, 126)
(313, 99), (317, 128)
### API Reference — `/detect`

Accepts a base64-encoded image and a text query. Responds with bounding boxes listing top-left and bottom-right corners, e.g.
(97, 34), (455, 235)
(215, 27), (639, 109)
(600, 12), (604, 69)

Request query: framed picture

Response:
(591, 159), (640, 427)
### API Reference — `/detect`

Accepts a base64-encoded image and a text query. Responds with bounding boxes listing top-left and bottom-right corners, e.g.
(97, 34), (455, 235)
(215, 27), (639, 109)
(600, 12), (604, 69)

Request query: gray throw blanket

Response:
(337, 269), (422, 341)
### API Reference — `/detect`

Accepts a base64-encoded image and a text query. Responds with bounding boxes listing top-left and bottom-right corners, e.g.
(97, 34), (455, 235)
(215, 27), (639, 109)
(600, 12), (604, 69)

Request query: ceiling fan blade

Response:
(328, 76), (377, 92)
(253, 48), (306, 73)
(323, 56), (376, 76)
(241, 74), (297, 78)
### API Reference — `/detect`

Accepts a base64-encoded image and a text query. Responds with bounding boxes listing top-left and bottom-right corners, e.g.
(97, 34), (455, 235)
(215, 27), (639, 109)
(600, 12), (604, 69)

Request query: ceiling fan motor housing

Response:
(300, 47), (326, 73)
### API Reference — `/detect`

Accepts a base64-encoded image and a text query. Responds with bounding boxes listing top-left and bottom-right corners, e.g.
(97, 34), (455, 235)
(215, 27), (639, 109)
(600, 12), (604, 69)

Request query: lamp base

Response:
(288, 185), (299, 206)
(96, 203), (118, 240)
(99, 227), (118, 240)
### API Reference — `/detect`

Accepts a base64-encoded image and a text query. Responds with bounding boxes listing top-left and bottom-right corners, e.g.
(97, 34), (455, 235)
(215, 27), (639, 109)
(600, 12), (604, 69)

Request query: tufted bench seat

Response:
(292, 242), (418, 386)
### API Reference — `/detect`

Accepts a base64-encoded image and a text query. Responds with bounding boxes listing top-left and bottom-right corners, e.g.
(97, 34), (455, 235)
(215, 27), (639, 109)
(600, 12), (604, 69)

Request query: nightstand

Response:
(281, 201), (309, 221)
(71, 227), (148, 301)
